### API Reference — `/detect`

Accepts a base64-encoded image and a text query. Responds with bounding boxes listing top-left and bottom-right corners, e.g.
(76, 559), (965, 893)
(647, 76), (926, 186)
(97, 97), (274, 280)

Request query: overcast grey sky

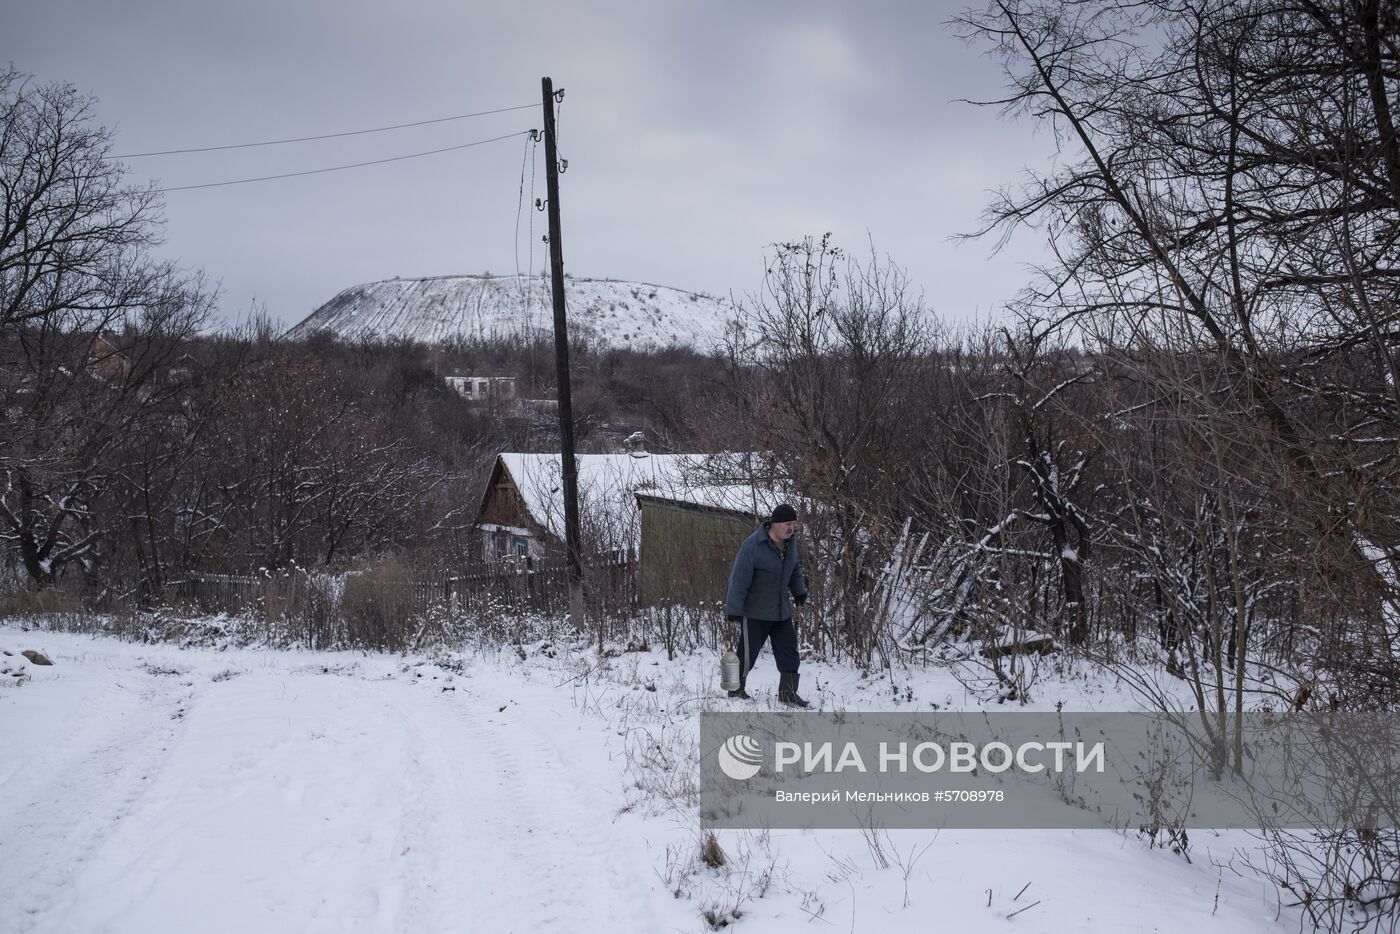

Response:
(6, 0), (1056, 331)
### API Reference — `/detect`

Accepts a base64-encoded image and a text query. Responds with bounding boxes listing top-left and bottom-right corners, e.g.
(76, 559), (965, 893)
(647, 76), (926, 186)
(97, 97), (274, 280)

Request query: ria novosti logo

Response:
(717, 734), (763, 780)
(716, 732), (1108, 782)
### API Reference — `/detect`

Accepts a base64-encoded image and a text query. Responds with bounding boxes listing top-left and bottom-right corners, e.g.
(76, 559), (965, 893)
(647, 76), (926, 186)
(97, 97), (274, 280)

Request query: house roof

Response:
(486, 452), (787, 547)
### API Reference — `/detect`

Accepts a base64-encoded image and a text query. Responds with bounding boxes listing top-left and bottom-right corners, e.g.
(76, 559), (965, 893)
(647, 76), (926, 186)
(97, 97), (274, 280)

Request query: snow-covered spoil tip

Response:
(284, 274), (740, 352)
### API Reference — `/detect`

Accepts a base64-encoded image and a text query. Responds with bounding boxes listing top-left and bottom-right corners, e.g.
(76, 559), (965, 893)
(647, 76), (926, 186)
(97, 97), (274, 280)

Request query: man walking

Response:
(725, 503), (810, 707)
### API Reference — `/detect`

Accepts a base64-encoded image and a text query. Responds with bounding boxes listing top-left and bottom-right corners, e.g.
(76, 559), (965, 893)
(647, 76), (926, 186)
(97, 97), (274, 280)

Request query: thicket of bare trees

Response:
(945, 0), (1399, 697)
(2, 322), (501, 602)
(0, 67), (215, 591)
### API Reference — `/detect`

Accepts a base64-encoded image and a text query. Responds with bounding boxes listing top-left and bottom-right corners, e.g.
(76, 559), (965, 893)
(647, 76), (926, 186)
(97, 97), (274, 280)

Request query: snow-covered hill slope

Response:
(285, 274), (740, 351)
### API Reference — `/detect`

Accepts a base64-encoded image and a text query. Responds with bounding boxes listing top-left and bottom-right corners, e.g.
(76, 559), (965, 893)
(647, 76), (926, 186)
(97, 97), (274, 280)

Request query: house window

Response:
(512, 536), (530, 557)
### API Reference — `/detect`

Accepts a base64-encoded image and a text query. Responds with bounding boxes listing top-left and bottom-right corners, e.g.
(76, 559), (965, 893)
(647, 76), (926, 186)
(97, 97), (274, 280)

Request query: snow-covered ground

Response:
(1, 623), (1304, 933)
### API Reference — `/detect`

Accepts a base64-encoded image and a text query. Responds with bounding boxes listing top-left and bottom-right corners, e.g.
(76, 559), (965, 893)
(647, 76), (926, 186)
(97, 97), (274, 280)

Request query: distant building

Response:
(165, 351), (201, 386)
(446, 375), (517, 407)
(81, 333), (132, 383)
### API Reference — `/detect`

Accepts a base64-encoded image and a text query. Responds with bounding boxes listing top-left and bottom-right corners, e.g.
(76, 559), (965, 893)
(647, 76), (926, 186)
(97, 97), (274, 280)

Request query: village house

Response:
(474, 433), (691, 563)
(80, 333), (133, 383)
(473, 436), (788, 607)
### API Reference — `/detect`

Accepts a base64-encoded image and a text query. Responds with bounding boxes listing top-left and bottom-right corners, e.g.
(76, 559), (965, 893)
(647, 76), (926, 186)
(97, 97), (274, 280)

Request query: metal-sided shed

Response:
(635, 485), (790, 608)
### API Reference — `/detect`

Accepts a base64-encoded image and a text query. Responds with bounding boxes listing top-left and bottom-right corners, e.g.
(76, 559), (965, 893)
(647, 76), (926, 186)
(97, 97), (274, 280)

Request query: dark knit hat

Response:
(770, 503), (797, 523)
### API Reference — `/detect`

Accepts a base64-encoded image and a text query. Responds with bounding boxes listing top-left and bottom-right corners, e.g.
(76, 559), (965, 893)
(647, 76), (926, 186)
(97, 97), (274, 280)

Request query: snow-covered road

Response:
(0, 633), (688, 933)
(2, 627), (1308, 934)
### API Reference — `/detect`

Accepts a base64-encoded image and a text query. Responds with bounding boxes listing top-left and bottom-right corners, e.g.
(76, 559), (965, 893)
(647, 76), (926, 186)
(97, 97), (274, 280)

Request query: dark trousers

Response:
(734, 616), (799, 676)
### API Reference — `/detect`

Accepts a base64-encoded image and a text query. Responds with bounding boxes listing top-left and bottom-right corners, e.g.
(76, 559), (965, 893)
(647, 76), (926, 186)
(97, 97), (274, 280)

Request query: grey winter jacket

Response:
(725, 522), (807, 621)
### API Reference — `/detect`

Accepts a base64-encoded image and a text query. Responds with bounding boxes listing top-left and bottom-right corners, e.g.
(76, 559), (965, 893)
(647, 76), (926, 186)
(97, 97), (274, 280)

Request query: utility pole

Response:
(541, 76), (585, 628)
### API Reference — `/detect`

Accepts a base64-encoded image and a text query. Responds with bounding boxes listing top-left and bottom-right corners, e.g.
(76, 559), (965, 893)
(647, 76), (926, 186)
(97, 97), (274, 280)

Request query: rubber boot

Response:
(778, 672), (810, 708)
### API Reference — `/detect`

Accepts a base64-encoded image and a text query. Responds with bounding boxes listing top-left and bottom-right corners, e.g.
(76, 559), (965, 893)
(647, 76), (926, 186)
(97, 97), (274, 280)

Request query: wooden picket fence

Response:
(439, 549), (635, 615)
(171, 572), (279, 612)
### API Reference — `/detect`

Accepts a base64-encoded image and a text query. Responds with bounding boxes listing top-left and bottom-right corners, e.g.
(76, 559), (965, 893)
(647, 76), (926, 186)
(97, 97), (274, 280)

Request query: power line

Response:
(513, 129), (542, 314)
(514, 131), (532, 282)
(529, 130), (539, 282)
(115, 103), (537, 158)
(155, 129), (533, 192)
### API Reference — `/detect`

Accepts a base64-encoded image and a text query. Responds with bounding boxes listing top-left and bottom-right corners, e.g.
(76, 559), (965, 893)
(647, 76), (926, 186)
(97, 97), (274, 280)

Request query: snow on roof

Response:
(496, 452), (785, 548)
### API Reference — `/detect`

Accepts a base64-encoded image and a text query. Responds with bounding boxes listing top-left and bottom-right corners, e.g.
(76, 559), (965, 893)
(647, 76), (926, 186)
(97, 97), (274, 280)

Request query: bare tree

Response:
(0, 68), (213, 589)
(742, 235), (932, 666)
(0, 68), (169, 333)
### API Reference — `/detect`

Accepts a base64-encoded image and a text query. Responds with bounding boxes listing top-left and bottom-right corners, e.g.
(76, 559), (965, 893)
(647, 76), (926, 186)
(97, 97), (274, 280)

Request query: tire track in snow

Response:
(389, 675), (661, 932)
(0, 669), (191, 933)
